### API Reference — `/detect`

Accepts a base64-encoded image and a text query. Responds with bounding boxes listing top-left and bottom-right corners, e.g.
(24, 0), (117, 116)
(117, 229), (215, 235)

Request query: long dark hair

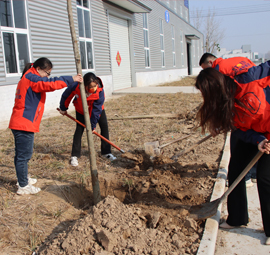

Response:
(83, 72), (99, 87)
(21, 57), (53, 78)
(195, 68), (239, 135)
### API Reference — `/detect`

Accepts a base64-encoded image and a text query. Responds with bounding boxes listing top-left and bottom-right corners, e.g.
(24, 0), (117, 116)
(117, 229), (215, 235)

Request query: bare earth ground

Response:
(0, 77), (226, 255)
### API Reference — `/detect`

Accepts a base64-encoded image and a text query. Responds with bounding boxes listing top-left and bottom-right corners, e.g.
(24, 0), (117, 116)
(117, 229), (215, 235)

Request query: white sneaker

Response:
(251, 178), (257, 183)
(16, 175), (37, 186)
(102, 153), (116, 161)
(17, 184), (41, 195)
(246, 179), (254, 187)
(70, 156), (79, 166)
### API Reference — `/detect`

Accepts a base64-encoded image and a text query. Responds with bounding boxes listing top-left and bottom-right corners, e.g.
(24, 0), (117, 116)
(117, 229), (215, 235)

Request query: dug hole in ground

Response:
(0, 77), (227, 255)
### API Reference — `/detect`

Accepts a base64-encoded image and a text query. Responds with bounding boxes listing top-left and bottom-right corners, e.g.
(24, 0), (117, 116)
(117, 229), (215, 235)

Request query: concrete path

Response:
(112, 86), (200, 95)
(109, 85), (269, 254)
(215, 183), (270, 255)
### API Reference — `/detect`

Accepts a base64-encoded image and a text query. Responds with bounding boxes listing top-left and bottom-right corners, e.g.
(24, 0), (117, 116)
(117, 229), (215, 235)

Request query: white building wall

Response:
(136, 68), (188, 87)
(0, 84), (17, 130)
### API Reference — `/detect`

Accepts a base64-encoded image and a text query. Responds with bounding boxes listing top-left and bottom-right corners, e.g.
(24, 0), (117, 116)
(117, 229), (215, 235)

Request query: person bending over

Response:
(59, 72), (116, 167)
(195, 63), (270, 245)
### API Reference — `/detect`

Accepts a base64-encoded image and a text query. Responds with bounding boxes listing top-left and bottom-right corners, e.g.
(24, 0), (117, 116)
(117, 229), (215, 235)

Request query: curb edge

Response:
(197, 132), (231, 255)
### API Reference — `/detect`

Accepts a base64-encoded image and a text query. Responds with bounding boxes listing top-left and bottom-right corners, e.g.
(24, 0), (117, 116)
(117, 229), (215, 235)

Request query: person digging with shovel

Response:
(194, 62), (270, 245)
(59, 72), (116, 167)
(199, 53), (257, 187)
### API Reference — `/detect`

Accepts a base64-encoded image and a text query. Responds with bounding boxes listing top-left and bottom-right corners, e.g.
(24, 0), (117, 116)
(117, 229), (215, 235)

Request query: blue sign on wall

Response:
(165, 10), (170, 23)
(184, 0), (189, 8)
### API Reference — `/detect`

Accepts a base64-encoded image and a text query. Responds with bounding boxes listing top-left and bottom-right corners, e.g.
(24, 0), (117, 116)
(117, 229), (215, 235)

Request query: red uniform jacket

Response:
(212, 57), (256, 78)
(9, 67), (74, 132)
(232, 60), (270, 141)
(59, 77), (105, 130)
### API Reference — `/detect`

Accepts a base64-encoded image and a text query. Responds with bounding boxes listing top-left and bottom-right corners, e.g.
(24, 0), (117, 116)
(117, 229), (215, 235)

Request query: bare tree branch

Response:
(191, 7), (225, 53)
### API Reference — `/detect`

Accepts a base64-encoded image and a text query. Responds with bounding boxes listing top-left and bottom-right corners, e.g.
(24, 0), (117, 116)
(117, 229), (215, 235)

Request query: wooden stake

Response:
(67, 0), (101, 204)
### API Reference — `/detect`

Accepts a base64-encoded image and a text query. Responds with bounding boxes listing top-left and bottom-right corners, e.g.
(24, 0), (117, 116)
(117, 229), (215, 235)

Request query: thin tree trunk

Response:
(67, 0), (101, 205)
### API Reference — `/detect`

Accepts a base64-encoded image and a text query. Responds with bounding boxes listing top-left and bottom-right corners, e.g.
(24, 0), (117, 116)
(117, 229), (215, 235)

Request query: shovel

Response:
(144, 134), (193, 156)
(171, 134), (212, 160)
(189, 150), (263, 220)
(57, 108), (125, 153)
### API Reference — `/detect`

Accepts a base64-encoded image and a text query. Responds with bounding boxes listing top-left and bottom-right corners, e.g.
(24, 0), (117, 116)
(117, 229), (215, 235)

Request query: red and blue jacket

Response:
(211, 57), (266, 145)
(212, 57), (256, 78)
(59, 77), (105, 130)
(230, 60), (270, 145)
(9, 67), (74, 133)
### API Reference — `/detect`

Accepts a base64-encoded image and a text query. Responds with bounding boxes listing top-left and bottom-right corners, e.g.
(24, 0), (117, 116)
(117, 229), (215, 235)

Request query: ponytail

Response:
(21, 57), (53, 79)
(21, 63), (33, 78)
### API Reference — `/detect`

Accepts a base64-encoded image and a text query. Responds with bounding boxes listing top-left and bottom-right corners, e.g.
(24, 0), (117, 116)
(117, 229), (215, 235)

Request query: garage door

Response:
(109, 15), (132, 90)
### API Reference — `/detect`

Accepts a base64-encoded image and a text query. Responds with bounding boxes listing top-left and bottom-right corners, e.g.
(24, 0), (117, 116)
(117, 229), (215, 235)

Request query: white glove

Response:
(59, 110), (67, 115)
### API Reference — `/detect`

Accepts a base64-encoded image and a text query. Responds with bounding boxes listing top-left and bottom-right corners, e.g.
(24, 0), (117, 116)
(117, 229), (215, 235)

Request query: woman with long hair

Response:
(195, 64), (270, 245)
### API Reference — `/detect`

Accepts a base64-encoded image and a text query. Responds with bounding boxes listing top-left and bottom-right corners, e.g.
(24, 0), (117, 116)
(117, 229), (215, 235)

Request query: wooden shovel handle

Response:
(57, 108), (125, 153)
(159, 134), (193, 149)
(171, 134), (212, 160)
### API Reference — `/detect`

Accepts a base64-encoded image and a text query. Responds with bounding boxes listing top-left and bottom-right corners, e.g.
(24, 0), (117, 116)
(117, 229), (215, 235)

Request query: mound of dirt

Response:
(38, 195), (200, 255)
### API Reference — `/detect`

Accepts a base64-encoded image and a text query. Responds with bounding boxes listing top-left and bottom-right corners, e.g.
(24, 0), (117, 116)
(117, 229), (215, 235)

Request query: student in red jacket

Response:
(195, 64), (270, 245)
(199, 53), (257, 186)
(199, 53), (256, 76)
(9, 57), (83, 195)
(59, 72), (116, 167)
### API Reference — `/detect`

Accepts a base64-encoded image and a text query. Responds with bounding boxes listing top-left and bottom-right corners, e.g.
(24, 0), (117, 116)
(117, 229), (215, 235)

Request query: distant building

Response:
(265, 51), (270, 61)
(215, 45), (262, 65)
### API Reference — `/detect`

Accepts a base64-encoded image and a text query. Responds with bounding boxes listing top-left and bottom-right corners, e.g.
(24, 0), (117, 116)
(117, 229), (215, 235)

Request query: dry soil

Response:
(0, 77), (226, 255)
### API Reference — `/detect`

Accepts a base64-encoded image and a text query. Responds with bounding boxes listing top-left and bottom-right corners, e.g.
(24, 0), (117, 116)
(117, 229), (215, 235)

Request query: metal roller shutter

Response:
(109, 15), (132, 90)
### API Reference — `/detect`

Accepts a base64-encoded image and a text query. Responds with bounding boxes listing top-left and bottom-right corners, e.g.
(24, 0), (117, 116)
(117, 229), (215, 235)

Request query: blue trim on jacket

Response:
(91, 89), (105, 130)
(233, 129), (266, 145)
(23, 87), (41, 122)
(59, 82), (78, 111)
(234, 60), (270, 84)
(25, 72), (74, 85)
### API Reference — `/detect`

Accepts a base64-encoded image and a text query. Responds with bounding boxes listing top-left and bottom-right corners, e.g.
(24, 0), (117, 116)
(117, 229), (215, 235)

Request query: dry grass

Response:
(158, 76), (197, 87)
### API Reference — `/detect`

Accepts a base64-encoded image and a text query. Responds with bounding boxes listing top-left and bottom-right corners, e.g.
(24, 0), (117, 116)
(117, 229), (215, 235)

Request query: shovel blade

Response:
(144, 141), (161, 156)
(188, 198), (221, 221)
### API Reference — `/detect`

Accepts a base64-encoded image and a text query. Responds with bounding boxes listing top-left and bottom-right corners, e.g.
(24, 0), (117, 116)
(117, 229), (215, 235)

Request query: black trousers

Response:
(71, 110), (111, 157)
(227, 138), (270, 237)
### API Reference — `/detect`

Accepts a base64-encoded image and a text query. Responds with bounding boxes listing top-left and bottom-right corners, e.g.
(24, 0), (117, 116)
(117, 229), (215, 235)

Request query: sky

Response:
(188, 0), (270, 57)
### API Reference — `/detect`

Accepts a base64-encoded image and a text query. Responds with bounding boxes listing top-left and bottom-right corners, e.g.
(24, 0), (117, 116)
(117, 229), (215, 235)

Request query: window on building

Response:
(197, 40), (200, 66)
(143, 13), (150, 68)
(173, 1), (177, 12)
(159, 19), (165, 67)
(171, 25), (175, 67)
(0, 0), (30, 75)
(193, 42), (195, 67)
(180, 30), (184, 67)
(77, 0), (94, 70)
